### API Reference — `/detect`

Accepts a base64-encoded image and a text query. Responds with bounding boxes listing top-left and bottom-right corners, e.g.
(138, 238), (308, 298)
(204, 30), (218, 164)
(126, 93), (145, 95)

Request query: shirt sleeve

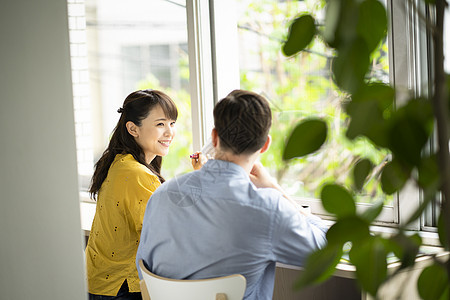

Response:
(271, 195), (328, 267)
(125, 169), (161, 233)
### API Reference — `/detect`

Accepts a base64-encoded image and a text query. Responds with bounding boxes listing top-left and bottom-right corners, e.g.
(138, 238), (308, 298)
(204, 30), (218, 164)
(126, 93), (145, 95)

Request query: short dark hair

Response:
(214, 89), (272, 155)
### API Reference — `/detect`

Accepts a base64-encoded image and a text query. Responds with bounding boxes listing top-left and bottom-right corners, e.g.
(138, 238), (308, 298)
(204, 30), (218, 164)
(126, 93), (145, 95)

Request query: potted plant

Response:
(281, 0), (450, 298)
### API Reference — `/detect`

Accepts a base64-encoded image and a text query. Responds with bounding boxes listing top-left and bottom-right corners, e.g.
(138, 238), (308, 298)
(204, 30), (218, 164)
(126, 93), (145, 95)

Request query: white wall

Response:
(0, 0), (87, 299)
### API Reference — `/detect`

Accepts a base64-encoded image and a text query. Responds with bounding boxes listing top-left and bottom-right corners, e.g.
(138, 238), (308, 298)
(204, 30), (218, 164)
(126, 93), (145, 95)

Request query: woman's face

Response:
(133, 104), (176, 164)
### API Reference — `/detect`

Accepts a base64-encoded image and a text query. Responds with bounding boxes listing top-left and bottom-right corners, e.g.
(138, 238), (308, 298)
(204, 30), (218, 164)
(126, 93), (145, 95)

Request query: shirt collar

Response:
(202, 159), (249, 180)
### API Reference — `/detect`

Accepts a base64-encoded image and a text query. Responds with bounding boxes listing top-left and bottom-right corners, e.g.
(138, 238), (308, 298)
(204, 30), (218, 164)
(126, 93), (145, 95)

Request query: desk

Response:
(274, 250), (448, 300)
(79, 201), (447, 299)
(273, 263), (361, 300)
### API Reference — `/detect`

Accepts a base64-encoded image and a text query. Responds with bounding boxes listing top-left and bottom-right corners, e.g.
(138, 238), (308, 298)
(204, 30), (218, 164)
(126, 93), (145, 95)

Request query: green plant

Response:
(282, 0), (450, 298)
(238, 0), (390, 202)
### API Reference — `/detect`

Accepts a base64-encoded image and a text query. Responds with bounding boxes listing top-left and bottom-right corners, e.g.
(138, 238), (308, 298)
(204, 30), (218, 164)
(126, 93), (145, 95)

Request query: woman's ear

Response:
(126, 121), (139, 137)
(260, 135), (271, 154)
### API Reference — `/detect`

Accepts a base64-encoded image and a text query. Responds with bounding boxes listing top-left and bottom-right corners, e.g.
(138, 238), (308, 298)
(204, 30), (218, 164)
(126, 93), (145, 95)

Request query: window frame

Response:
(186, 0), (215, 151)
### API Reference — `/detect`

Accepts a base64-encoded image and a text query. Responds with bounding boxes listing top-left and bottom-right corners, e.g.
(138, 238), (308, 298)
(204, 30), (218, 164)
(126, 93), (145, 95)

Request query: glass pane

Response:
(70, 0), (192, 194)
(236, 0), (392, 206)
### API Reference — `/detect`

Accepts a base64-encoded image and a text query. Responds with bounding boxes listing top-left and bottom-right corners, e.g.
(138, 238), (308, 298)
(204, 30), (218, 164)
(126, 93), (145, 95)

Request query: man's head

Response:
(213, 90), (272, 155)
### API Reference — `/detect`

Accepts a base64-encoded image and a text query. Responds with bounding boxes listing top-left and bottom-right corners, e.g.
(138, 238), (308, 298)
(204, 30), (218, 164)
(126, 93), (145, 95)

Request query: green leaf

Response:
(387, 119), (427, 167)
(351, 82), (394, 111)
(282, 14), (316, 56)
(360, 199), (384, 223)
(326, 216), (370, 246)
(321, 184), (356, 218)
(418, 154), (440, 193)
(388, 233), (422, 269)
(380, 159), (411, 195)
(345, 83), (394, 147)
(283, 119), (327, 160)
(418, 264), (449, 300)
(294, 245), (343, 290)
(387, 99), (434, 167)
(323, 0), (360, 48)
(345, 100), (388, 147)
(353, 158), (374, 191)
(349, 236), (387, 296)
(356, 0), (388, 52)
(332, 38), (371, 93)
(322, 0), (342, 47)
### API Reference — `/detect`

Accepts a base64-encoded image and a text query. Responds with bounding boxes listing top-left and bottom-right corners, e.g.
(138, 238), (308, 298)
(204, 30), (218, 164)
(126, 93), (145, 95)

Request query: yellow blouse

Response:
(86, 154), (160, 296)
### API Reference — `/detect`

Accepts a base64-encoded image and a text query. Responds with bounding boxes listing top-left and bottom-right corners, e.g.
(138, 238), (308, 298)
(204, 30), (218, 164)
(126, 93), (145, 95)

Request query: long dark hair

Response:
(89, 89), (178, 199)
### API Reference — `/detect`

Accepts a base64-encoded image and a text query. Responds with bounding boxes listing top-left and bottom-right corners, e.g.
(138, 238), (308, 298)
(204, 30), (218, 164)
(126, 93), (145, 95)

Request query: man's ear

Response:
(126, 121), (139, 137)
(260, 135), (271, 154)
(211, 128), (218, 147)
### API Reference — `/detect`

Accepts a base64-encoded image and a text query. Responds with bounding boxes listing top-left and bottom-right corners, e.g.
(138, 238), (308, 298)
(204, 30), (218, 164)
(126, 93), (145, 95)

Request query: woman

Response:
(86, 89), (178, 300)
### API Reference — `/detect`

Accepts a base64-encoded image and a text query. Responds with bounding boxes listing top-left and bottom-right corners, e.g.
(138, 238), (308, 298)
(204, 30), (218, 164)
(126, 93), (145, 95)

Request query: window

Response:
(70, 0), (442, 243)
(68, 0), (195, 200)
(208, 0), (396, 223)
(237, 0), (391, 215)
(207, 0), (441, 239)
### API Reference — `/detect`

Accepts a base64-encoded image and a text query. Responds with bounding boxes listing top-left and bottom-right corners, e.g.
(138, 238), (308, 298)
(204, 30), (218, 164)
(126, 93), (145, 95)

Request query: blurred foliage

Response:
(281, 0), (450, 297)
(237, 0), (391, 203)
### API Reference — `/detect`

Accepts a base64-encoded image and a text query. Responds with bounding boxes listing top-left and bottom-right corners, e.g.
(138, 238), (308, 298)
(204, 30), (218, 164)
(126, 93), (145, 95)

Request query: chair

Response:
(138, 259), (246, 300)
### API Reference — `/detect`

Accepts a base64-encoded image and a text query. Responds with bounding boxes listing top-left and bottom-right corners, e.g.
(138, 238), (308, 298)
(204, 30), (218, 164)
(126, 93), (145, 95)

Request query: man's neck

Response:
(214, 150), (259, 174)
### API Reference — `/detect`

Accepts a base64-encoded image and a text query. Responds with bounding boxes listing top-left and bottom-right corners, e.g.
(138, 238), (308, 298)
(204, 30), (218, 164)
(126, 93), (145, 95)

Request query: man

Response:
(136, 90), (327, 300)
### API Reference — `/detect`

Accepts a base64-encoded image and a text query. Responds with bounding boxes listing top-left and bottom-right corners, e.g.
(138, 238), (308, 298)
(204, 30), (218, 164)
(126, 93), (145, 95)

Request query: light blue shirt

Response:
(136, 160), (327, 300)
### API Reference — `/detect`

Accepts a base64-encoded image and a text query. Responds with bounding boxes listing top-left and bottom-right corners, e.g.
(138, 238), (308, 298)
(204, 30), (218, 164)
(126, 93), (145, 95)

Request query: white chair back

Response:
(138, 260), (246, 300)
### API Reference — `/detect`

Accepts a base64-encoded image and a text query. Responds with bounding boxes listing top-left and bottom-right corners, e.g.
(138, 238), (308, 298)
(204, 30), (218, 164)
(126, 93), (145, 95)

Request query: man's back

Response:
(136, 159), (327, 300)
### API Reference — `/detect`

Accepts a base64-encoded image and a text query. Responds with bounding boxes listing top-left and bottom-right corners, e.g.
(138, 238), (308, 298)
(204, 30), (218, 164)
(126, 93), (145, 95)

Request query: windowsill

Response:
(277, 249), (449, 280)
(79, 194), (443, 247)
(80, 195), (447, 283)
(291, 197), (442, 247)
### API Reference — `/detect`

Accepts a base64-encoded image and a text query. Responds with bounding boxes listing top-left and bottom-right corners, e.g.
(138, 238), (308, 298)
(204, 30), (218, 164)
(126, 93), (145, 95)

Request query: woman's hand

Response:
(190, 152), (207, 170)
